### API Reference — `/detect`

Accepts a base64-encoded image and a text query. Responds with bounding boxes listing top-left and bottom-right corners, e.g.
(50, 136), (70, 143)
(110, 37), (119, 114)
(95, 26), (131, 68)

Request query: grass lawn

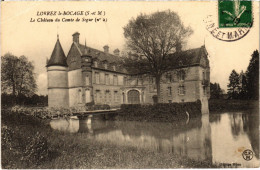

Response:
(1, 109), (217, 169)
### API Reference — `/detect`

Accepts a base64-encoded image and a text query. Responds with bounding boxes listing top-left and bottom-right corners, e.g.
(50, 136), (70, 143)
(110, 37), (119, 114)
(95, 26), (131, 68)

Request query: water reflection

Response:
(211, 112), (259, 167)
(50, 111), (259, 167)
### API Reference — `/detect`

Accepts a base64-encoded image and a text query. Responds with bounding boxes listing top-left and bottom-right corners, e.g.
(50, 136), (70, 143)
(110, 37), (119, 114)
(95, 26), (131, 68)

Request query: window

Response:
(178, 71), (185, 81)
(105, 74), (109, 85)
(114, 91), (120, 103)
(178, 85), (185, 95)
(113, 75), (118, 85)
(105, 90), (110, 104)
(95, 72), (100, 84)
(137, 78), (143, 85)
(203, 71), (205, 80)
(95, 90), (101, 103)
(78, 89), (82, 103)
(122, 92), (125, 103)
(85, 75), (90, 85)
(203, 86), (207, 95)
(166, 73), (172, 83)
(149, 76), (154, 84)
(123, 77), (127, 85)
(85, 89), (91, 103)
(167, 86), (172, 96)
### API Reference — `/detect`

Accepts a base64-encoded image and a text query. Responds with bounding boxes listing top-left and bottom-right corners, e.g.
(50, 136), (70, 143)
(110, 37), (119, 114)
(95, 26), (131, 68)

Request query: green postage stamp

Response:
(218, 0), (252, 28)
(205, 0), (254, 41)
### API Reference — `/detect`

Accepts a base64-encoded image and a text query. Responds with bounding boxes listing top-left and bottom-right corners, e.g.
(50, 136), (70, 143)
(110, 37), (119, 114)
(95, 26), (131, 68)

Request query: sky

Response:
(1, 1), (259, 95)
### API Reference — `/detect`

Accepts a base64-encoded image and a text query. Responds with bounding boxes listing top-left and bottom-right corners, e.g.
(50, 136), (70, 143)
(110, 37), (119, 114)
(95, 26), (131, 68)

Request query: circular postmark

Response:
(242, 149), (254, 161)
(204, 1), (253, 42)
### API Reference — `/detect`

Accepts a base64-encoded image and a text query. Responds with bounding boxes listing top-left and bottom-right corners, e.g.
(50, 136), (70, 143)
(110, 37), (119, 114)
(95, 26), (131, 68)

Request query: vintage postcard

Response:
(1, 0), (259, 169)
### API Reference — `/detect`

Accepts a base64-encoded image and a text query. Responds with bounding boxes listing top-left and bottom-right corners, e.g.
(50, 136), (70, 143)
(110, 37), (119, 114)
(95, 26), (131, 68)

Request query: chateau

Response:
(46, 32), (210, 108)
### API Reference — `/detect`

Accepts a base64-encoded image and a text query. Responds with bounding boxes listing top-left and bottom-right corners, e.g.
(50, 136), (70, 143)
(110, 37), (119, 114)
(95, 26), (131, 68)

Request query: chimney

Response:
(176, 42), (182, 52)
(103, 45), (109, 53)
(72, 32), (80, 44)
(113, 49), (120, 56)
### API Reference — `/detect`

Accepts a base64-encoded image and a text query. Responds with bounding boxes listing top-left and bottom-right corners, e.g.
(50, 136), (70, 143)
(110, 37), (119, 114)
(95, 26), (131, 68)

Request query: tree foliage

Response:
(123, 10), (193, 102)
(210, 82), (222, 99)
(245, 50), (259, 99)
(227, 69), (240, 99)
(1, 53), (37, 98)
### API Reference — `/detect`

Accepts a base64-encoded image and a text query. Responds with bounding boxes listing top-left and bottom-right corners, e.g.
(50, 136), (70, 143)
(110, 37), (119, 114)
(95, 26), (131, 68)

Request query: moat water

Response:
(50, 111), (259, 168)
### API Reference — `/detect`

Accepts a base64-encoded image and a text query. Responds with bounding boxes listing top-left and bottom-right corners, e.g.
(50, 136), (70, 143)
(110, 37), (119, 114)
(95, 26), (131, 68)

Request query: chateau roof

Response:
(68, 37), (208, 74)
(76, 44), (207, 68)
(77, 43), (120, 63)
(168, 45), (208, 68)
(47, 38), (68, 67)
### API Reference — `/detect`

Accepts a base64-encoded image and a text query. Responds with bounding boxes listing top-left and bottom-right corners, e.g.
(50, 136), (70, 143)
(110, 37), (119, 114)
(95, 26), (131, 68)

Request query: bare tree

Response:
(1, 53), (37, 98)
(123, 10), (193, 102)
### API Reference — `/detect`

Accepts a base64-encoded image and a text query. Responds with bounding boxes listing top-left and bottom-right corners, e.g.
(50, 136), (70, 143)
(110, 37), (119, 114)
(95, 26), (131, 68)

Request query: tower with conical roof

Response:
(46, 35), (69, 107)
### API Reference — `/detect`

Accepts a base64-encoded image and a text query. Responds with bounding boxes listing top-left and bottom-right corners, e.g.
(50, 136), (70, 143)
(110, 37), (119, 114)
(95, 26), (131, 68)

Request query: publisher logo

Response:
(242, 149), (253, 161)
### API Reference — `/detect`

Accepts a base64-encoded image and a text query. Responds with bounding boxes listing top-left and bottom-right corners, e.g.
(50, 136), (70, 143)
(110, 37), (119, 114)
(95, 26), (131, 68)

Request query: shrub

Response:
(1, 125), (14, 150)
(22, 132), (49, 165)
(1, 123), (50, 168)
(116, 100), (202, 122)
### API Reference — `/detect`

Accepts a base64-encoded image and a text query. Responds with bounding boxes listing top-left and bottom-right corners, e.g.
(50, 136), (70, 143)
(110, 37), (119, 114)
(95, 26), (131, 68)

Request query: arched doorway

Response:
(128, 90), (140, 104)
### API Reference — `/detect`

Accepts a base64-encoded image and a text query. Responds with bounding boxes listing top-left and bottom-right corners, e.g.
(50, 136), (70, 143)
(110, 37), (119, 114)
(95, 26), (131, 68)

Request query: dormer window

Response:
(94, 61), (97, 67)
(166, 73), (172, 83)
(103, 60), (108, 69)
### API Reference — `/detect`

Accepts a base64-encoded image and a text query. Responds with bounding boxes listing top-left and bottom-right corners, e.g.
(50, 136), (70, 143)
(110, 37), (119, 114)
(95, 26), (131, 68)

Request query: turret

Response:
(46, 35), (69, 107)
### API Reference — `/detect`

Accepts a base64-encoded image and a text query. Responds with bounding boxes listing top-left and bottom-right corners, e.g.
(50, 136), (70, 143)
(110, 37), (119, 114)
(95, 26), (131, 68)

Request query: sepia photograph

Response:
(1, 0), (259, 168)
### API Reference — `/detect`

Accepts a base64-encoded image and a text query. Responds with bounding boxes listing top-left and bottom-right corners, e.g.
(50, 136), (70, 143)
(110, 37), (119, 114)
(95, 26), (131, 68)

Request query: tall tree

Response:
(245, 50), (259, 100)
(238, 71), (247, 99)
(1, 53), (37, 98)
(227, 70), (240, 99)
(210, 82), (222, 99)
(123, 10), (193, 102)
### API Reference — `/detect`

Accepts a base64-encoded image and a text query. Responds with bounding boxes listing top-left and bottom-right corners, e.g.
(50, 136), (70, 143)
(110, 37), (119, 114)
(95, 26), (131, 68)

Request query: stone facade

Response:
(46, 32), (210, 108)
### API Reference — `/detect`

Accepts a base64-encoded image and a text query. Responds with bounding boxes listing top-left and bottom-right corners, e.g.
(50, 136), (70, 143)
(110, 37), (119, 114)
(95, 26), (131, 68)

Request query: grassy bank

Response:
(1, 109), (217, 169)
(209, 99), (259, 112)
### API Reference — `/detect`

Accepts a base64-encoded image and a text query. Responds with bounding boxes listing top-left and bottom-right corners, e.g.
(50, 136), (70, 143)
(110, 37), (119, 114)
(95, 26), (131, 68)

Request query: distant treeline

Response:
(227, 50), (259, 100)
(1, 93), (48, 107)
(210, 50), (259, 100)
